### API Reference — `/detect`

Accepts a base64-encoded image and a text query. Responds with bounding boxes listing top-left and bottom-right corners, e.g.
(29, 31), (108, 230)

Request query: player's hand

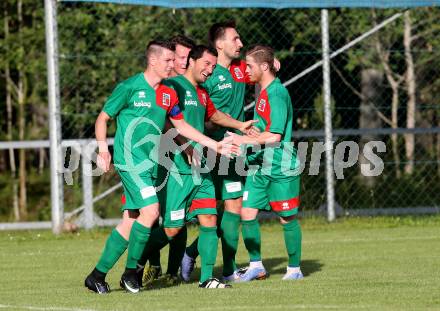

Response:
(274, 58), (281, 72)
(97, 151), (111, 172)
(217, 137), (241, 158)
(226, 131), (246, 146)
(239, 119), (259, 135)
(184, 145), (202, 167)
(246, 124), (261, 138)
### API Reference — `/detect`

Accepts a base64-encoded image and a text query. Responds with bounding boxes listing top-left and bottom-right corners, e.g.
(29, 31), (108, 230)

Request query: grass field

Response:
(1, 216), (439, 311)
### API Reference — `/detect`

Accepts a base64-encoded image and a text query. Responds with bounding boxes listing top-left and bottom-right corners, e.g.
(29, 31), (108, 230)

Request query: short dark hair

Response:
(170, 35), (196, 50)
(208, 20), (237, 48)
(246, 44), (276, 75)
(186, 45), (218, 68)
(145, 39), (175, 64)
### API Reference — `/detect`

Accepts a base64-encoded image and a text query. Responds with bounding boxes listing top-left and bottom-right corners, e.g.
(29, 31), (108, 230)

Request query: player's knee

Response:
(279, 215), (297, 224)
(241, 207), (258, 221)
(198, 214), (217, 227)
(224, 198), (242, 214)
(164, 227), (182, 238)
(137, 204), (160, 226)
(116, 218), (135, 239)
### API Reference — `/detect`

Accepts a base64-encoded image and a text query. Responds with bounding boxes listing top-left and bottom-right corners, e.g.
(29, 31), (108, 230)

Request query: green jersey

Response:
(247, 78), (298, 181)
(103, 72), (183, 174)
(164, 75), (217, 174)
(202, 59), (249, 141)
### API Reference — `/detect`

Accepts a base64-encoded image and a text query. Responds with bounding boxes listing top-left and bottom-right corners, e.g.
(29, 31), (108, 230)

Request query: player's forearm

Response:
(95, 112), (110, 152)
(173, 119), (219, 151)
(210, 110), (243, 130)
(165, 119), (188, 146)
(239, 131), (281, 145)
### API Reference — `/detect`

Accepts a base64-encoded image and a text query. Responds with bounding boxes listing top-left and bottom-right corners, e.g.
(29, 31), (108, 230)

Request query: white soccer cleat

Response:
(282, 268), (304, 280)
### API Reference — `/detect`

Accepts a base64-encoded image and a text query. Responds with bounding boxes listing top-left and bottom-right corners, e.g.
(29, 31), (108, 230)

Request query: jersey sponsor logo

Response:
(218, 83), (232, 90)
(257, 99), (266, 112)
(170, 209), (185, 221)
(282, 202), (289, 210)
(234, 67), (244, 79)
(218, 75), (226, 82)
(133, 101), (151, 108)
(162, 93), (171, 107)
(140, 186), (156, 199)
(184, 99), (198, 107)
(138, 91), (146, 98)
(186, 90), (192, 97)
(225, 181), (242, 193)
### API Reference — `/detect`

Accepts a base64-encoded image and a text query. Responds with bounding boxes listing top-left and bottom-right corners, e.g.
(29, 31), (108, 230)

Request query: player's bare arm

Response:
(227, 130), (281, 146)
(165, 119), (202, 167)
(170, 118), (240, 157)
(95, 111), (112, 172)
(209, 110), (259, 136)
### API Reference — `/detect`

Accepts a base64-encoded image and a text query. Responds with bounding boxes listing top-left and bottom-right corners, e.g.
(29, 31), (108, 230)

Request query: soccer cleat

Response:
(120, 271), (140, 293)
(180, 252), (196, 282)
(237, 266), (268, 282)
(84, 273), (110, 294)
(236, 266), (248, 275)
(142, 265), (162, 287)
(222, 270), (244, 283)
(136, 264), (144, 287)
(282, 270), (304, 280)
(199, 278), (232, 289)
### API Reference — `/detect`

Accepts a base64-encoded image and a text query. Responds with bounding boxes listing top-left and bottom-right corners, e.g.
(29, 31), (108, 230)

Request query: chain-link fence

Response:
(1, 2), (439, 228)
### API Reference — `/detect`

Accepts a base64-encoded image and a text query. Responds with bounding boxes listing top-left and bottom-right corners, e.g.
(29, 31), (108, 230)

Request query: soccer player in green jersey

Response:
(140, 44), (257, 288)
(182, 20), (262, 282)
(227, 45), (303, 282)
(84, 40), (237, 294)
(141, 34), (197, 287)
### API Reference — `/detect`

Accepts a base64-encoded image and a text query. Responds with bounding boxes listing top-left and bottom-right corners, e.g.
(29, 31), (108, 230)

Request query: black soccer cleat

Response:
(136, 264), (145, 288)
(199, 277), (232, 289)
(120, 271), (140, 293)
(84, 273), (110, 294)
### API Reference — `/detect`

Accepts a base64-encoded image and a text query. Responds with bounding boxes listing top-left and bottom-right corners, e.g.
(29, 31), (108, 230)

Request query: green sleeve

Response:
(102, 82), (129, 118)
(268, 89), (288, 135)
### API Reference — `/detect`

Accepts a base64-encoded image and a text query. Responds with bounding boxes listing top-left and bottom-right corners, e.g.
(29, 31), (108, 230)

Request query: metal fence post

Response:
(321, 9), (336, 222)
(45, 0), (64, 234)
(82, 144), (94, 229)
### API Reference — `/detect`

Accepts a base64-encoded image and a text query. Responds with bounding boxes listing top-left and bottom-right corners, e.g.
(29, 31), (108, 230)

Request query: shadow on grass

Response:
(266, 258), (323, 277)
(187, 257), (323, 283)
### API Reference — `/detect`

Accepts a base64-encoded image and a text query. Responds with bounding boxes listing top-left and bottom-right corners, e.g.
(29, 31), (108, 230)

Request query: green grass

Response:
(1, 216), (440, 311)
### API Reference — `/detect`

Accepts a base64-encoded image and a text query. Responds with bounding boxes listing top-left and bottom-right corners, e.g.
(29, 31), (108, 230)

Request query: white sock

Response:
(287, 266), (301, 274)
(249, 261), (264, 269)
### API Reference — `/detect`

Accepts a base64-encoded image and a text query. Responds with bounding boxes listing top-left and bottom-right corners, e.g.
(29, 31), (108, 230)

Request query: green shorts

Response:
(158, 171), (217, 228)
(117, 169), (158, 211)
(242, 171), (300, 217)
(211, 156), (245, 201)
